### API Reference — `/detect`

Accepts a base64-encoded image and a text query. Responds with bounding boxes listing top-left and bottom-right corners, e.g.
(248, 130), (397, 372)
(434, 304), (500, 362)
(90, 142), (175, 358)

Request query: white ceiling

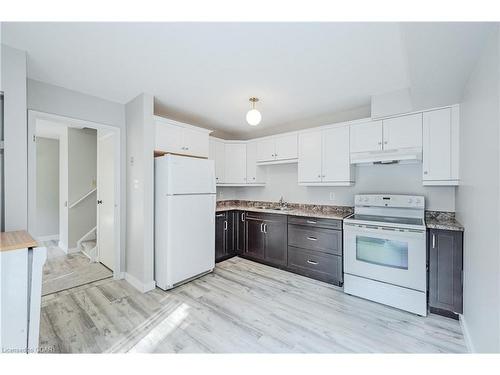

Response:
(2, 22), (495, 137)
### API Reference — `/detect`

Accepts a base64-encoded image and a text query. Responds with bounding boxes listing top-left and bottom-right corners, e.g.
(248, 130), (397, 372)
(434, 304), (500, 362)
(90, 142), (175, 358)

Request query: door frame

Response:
(27, 110), (123, 278)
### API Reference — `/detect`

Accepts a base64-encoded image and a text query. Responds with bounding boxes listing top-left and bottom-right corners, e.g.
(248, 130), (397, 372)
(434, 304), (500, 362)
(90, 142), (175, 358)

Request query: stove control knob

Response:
(408, 198), (413, 204)
(415, 198), (421, 205)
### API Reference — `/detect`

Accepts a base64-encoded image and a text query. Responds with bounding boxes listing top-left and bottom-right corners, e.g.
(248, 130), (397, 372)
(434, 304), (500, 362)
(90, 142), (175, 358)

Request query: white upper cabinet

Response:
(350, 120), (383, 153)
(257, 134), (298, 163)
(298, 124), (354, 186)
(155, 117), (210, 158)
(156, 121), (184, 154)
(422, 106), (459, 185)
(275, 134), (298, 161)
(224, 143), (247, 184)
(246, 141), (265, 184)
(322, 126), (353, 183)
(182, 127), (209, 157)
(256, 138), (275, 162)
(298, 130), (322, 183)
(383, 113), (422, 150)
(209, 138), (225, 184)
(210, 138), (265, 186)
(350, 113), (422, 154)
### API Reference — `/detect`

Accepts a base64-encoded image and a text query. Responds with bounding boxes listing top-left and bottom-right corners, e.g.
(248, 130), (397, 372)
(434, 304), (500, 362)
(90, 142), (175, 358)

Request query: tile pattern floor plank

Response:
(41, 240), (113, 296)
(39, 257), (467, 353)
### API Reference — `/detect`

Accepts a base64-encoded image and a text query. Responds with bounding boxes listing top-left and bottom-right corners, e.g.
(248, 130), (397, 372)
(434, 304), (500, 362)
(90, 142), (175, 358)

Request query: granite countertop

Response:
(216, 200), (353, 220)
(425, 211), (464, 232)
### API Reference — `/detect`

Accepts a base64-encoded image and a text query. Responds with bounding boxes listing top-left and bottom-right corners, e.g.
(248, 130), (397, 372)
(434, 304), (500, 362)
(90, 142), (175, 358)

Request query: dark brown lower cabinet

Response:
(215, 212), (228, 262)
(244, 212), (287, 267)
(428, 229), (463, 318)
(236, 211), (246, 254)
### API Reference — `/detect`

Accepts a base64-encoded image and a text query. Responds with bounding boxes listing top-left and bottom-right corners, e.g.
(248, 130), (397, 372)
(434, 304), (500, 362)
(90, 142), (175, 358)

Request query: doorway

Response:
(28, 111), (122, 295)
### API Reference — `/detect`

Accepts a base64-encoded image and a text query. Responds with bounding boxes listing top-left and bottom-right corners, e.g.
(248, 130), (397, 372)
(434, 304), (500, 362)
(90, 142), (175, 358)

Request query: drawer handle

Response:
(306, 236), (318, 241)
(307, 260), (318, 265)
(306, 220), (317, 224)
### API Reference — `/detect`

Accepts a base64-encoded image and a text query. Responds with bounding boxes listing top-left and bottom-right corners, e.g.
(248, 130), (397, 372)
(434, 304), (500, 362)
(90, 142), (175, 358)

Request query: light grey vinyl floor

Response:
(41, 240), (113, 296)
(39, 256), (467, 353)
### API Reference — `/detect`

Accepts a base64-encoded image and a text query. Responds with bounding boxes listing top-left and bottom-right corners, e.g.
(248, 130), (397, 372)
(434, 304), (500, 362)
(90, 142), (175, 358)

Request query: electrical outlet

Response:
(329, 192), (335, 201)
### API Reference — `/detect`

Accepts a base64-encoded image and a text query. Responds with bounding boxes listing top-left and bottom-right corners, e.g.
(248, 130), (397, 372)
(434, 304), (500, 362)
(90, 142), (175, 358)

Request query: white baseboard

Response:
(459, 314), (475, 353)
(124, 273), (156, 293)
(36, 234), (60, 242)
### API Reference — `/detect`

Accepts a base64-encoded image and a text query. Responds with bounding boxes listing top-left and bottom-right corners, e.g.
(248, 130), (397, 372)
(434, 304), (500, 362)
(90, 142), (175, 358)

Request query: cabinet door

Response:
(226, 211), (236, 256)
(322, 126), (352, 183)
(236, 211), (246, 254)
(215, 212), (227, 262)
(256, 138), (276, 162)
(429, 229), (463, 314)
(246, 141), (264, 183)
(155, 122), (184, 153)
(214, 140), (225, 184)
(383, 113), (422, 150)
(264, 215), (287, 267)
(245, 215), (265, 260)
(224, 143), (247, 184)
(275, 134), (298, 160)
(298, 130), (322, 183)
(182, 127), (209, 157)
(423, 108), (457, 183)
(349, 120), (383, 153)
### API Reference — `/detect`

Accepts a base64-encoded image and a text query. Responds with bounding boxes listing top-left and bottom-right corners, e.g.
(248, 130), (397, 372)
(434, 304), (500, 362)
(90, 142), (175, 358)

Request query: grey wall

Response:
(220, 162), (456, 212)
(1, 44), (27, 231)
(67, 128), (97, 248)
(27, 79), (126, 272)
(36, 137), (59, 238)
(456, 27), (500, 353)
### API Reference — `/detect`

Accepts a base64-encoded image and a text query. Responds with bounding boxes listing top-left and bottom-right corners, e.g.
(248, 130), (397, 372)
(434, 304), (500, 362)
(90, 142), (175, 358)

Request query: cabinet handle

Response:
(241, 212), (245, 222)
(307, 260), (318, 265)
(306, 220), (317, 224)
(216, 213), (225, 217)
(260, 223), (264, 232)
(424, 171), (428, 175)
(378, 142), (382, 145)
(432, 234), (436, 249)
(224, 220), (228, 231)
(307, 236), (318, 241)
(317, 174), (321, 178)
(384, 141), (388, 145)
(263, 223), (268, 233)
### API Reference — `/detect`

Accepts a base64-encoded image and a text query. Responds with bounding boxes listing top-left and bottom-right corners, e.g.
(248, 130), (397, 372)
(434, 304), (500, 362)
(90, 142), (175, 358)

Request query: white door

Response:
(224, 143), (247, 184)
(97, 132), (115, 271)
(256, 138), (276, 162)
(350, 120), (383, 153)
(383, 113), (422, 150)
(155, 122), (184, 154)
(423, 108), (452, 182)
(298, 130), (322, 183)
(275, 134), (298, 160)
(322, 126), (351, 183)
(183, 127), (209, 157)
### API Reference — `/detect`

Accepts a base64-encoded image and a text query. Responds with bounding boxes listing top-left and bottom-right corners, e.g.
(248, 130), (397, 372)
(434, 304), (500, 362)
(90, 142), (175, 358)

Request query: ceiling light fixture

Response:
(246, 97), (262, 126)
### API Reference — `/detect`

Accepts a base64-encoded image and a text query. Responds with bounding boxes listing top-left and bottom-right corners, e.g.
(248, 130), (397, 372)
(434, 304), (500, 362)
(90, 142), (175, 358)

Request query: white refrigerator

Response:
(154, 154), (216, 290)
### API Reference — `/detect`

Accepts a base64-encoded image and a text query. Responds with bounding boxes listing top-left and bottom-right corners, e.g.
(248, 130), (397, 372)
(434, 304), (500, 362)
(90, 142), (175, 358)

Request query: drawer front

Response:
(287, 246), (342, 284)
(288, 225), (341, 255)
(287, 215), (342, 230)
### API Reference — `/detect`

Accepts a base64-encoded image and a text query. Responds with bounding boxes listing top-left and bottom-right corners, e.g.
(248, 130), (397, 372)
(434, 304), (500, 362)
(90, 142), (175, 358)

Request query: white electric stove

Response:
(343, 194), (427, 316)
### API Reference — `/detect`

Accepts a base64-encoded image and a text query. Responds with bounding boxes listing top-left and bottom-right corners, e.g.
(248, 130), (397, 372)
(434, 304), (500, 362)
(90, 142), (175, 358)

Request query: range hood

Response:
(350, 148), (422, 165)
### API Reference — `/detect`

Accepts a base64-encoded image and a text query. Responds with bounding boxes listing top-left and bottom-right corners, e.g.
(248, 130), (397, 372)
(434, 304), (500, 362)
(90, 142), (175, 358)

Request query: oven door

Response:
(343, 223), (426, 291)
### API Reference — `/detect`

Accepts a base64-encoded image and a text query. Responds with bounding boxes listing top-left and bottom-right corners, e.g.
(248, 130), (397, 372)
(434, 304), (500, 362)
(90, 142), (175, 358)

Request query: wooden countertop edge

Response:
(0, 230), (39, 252)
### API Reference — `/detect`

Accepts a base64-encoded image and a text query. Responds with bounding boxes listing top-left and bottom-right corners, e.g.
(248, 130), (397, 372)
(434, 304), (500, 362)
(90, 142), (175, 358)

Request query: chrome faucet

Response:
(278, 196), (287, 208)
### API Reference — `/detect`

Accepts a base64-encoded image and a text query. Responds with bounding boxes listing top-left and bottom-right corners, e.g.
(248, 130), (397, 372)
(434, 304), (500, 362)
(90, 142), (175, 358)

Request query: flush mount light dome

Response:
(246, 97), (262, 126)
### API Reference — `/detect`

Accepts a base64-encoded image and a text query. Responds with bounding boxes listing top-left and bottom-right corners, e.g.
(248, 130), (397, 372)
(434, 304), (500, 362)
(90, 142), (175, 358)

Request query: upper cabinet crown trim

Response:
(153, 115), (213, 134)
